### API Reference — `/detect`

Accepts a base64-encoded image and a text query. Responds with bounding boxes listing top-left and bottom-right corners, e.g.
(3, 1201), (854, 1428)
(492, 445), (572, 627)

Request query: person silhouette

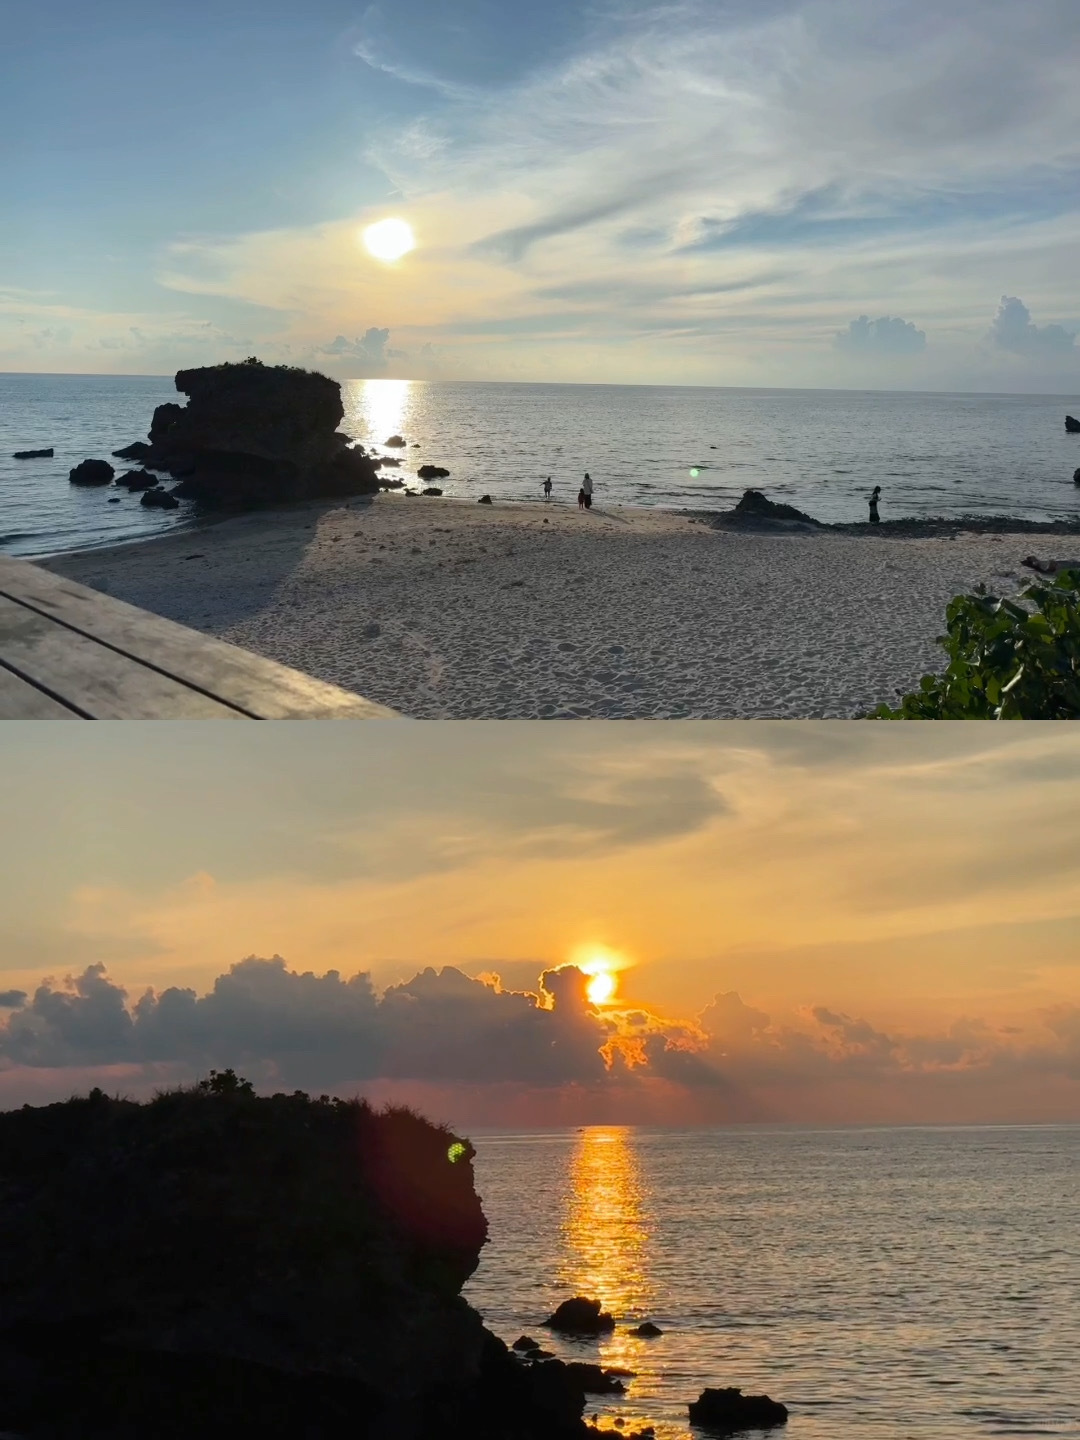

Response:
(577, 486), (586, 510)
(582, 472), (593, 510)
(542, 477), (552, 499)
(868, 485), (881, 524)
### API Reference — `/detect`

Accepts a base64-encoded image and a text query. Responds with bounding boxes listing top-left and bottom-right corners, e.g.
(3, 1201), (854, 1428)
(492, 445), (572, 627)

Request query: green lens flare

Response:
(690, 468), (700, 477)
(448, 1142), (467, 1164)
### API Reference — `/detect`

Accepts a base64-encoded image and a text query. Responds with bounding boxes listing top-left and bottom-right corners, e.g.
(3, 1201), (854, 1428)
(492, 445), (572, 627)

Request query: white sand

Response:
(40, 495), (1040, 718)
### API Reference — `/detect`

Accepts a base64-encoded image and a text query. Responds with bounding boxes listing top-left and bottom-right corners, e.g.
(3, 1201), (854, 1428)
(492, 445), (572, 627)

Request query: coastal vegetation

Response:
(871, 568), (1080, 718)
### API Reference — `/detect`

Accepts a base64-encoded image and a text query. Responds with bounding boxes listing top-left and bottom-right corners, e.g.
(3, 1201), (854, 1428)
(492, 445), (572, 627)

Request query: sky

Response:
(1, 721), (1078, 1127)
(2, 0), (1079, 390)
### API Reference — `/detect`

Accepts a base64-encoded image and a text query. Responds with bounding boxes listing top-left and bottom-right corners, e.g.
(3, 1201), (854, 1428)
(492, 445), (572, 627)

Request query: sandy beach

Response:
(38, 494), (1055, 718)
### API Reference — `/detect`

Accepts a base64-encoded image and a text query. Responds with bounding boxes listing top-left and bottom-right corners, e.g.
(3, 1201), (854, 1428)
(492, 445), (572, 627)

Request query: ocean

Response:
(2, 374), (1080, 558)
(464, 1125), (1080, 1440)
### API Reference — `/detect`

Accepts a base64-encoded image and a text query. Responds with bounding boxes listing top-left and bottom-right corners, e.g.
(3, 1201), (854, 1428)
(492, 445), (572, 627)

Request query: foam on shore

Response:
(39, 494), (1045, 718)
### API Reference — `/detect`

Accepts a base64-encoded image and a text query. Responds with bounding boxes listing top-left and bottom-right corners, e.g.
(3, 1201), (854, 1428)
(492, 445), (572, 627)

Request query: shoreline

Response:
(37, 493), (1075, 719)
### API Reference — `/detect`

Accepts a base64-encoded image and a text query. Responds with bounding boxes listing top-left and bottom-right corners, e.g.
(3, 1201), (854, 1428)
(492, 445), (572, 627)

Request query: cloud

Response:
(989, 295), (1077, 356)
(318, 327), (399, 374)
(836, 315), (926, 354)
(0, 991), (26, 1010)
(2, 958), (1077, 1124)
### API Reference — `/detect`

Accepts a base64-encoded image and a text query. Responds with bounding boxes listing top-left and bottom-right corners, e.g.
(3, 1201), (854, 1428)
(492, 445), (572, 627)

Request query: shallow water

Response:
(3, 374), (1080, 556)
(465, 1126), (1080, 1439)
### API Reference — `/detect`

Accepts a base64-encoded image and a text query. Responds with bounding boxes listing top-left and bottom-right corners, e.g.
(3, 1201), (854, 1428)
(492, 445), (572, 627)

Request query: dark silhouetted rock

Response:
(112, 441), (152, 460)
(385, 434), (407, 447)
(543, 1297), (616, 1335)
(115, 469), (159, 491)
(68, 459), (114, 486)
(478, 494), (493, 504)
(418, 464), (450, 480)
(630, 1322), (663, 1338)
(12, 448), (53, 459)
(374, 457), (401, 468)
(140, 487), (180, 509)
(1065, 415), (1080, 433)
(512, 1336), (541, 1352)
(710, 489), (820, 531)
(143, 361), (380, 508)
(688, 1387), (788, 1433)
(1073, 468), (1080, 486)
(564, 1364), (625, 1396)
(422, 487), (443, 496)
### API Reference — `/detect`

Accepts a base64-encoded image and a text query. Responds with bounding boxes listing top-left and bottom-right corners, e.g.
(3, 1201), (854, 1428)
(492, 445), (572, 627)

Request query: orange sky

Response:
(1, 721), (1077, 1125)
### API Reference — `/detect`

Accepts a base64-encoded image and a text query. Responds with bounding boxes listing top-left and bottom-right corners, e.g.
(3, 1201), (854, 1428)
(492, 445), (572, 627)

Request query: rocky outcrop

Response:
(143, 360), (380, 507)
(709, 489), (821, 532)
(112, 441), (152, 460)
(12, 448), (53, 459)
(422, 487), (443, 496)
(417, 465), (450, 480)
(68, 459), (114, 486)
(385, 435), (407, 447)
(688, 1387), (788, 1433)
(1065, 415), (1080, 433)
(140, 487), (180, 509)
(629, 1322), (663, 1337)
(543, 1297), (616, 1335)
(0, 1076), (598, 1440)
(114, 469), (159, 491)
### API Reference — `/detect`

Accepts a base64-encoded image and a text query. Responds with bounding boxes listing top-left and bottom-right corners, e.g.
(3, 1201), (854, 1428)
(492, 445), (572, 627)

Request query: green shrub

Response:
(870, 568), (1080, 719)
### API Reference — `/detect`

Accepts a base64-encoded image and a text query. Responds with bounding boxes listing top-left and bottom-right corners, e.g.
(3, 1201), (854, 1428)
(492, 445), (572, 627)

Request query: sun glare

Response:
(362, 218), (416, 263)
(586, 971), (617, 1006)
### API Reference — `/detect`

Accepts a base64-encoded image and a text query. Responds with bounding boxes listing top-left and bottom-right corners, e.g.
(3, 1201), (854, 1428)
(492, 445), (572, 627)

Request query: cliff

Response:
(0, 1072), (589, 1440)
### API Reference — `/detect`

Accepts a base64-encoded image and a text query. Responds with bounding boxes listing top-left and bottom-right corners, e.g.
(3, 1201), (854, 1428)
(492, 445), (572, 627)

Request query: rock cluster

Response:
(688, 1386), (789, 1432)
(543, 1297), (617, 1335)
(140, 360), (381, 506)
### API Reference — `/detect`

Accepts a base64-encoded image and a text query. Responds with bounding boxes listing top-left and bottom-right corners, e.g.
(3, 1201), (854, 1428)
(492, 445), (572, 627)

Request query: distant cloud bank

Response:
(1, 955), (1075, 1124)
(836, 315), (927, 355)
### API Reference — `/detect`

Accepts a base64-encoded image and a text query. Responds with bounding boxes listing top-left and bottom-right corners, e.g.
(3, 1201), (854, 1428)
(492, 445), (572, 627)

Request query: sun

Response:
(585, 971), (617, 1006)
(362, 218), (416, 263)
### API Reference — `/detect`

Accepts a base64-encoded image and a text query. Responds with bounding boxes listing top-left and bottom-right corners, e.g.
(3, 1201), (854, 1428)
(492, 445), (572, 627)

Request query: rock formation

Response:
(417, 464), (450, 480)
(710, 489), (821, 531)
(112, 441), (152, 460)
(1065, 415), (1080, 433)
(543, 1297), (617, 1335)
(12, 448), (53, 459)
(688, 1386), (788, 1433)
(142, 360), (380, 507)
(0, 1076), (597, 1440)
(68, 459), (115, 486)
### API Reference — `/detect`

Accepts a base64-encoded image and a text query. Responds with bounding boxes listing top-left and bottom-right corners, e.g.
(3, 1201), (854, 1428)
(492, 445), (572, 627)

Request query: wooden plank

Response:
(0, 662), (82, 718)
(0, 558), (398, 719)
(0, 595), (246, 719)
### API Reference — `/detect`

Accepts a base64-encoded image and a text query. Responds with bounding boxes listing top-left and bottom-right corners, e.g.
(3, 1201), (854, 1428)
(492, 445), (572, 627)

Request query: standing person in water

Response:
(542, 476), (552, 499)
(582, 472), (594, 509)
(868, 485), (881, 524)
(577, 486), (586, 510)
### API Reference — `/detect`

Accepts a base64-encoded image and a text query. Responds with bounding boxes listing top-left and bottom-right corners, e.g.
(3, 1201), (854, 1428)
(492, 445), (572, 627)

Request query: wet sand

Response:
(39, 495), (1050, 718)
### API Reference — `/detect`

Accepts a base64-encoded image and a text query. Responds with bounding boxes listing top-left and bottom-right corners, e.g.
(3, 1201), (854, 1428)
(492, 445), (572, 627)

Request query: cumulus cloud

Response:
(318, 327), (403, 373)
(836, 315), (927, 355)
(2, 959), (1077, 1122)
(989, 295), (1077, 356)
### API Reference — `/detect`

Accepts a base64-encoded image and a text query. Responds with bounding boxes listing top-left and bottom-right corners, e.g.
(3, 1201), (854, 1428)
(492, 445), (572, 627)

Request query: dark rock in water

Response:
(478, 494), (493, 505)
(140, 487), (180, 509)
(111, 441), (152, 460)
(374, 456), (402, 468)
(144, 360), (380, 507)
(380, 479), (404, 490)
(512, 1336), (541, 1352)
(115, 469), (159, 491)
(1065, 415), (1080, 433)
(564, 1364), (625, 1395)
(68, 459), (114, 486)
(543, 1297), (616, 1335)
(422, 487), (443, 497)
(418, 464), (450, 480)
(630, 1322), (663, 1338)
(1073, 468), (1080, 486)
(0, 1081), (601, 1440)
(107, 497), (121, 503)
(688, 1386), (788, 1433)
(12, 447), (53, 459)
(385, 434), (407, 447)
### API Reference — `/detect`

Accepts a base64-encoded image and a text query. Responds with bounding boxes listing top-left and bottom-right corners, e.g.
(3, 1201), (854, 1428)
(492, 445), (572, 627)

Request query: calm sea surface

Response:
(465, 1126), (1080, 1440)
(2, 375), (1080, 557)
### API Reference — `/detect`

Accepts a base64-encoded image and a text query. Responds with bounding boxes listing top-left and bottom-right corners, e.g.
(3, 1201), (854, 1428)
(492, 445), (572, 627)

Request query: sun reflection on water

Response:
(343, 378), (414, 451)
(560, 1128), (655, 1335)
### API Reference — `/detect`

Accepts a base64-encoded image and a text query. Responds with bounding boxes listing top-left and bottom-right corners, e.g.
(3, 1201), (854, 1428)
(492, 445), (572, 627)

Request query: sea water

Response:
(465, 1125), (1080, 1440)
(2, 374), (1080, 557)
